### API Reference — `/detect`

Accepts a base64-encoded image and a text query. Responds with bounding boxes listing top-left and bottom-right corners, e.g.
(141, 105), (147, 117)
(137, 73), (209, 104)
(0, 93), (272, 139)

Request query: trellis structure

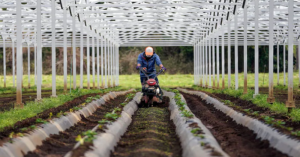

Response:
(0, 0), (299, 108)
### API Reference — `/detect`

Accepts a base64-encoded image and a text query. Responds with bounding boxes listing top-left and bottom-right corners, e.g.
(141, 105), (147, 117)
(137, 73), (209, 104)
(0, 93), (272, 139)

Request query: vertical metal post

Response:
(51, 0), (56, 96)
(27, 43), (30, 88)
(34, 42), (36, 86)
(212, 38), (215, 89)
(254, 0), (259, 97)
(202, 42), (205, 87)
(267, 0), (275, 103)
(36, 0), (42, 100)
(97, 36), (100, 89)
(200, 41), (202, 86)
(283, 42), (286, 86)
(72, 15), (76, 90)
(16, 0), (23, 107)
(92, 36), (95, 89)
(105, 38), (108, 88)
(110, 41), (113, 87)
(117, 45), (119, 86)
(298, 40), (300, 87)
(12, 41), (15, 87)
(101, 35), (104, 88)
(193, 43), (196, 85)
(209, 38), (211, 88)
(235, 10), (238, 90)
(87, 34), (90, 89)
(206, 39), (208, 87)
(244, 4), (248, 94)
(217, 36), (220, 89)
(63, 7), (67, 92)
(80, 21), (83, 89)
(3, 37), (6, 88)
(228, 20), (231, 88)
(277, 44), (279, 85)
(222, 29), (225, 89)
(286, 0), (295, 108)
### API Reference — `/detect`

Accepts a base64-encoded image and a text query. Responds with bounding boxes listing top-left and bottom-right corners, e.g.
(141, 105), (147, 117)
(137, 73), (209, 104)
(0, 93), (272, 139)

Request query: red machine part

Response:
(147, 79), (156, 86)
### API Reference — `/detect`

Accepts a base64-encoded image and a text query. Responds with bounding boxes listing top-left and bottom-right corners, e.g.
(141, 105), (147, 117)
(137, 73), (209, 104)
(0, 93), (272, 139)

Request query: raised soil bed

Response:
(181, 92), (288, 157)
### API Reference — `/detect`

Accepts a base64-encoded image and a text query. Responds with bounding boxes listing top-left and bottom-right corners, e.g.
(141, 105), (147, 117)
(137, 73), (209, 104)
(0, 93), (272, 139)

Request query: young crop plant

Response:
(113, 107), (121, 112)
(29, 125), (36, 129)
(49, 112), (53, 119)
(120, 102), (127, 107)
(291, 131), (300, 137)
(98, 119), (112, 124)
(243, 109), (252, 114)
(83, 130), (97, 142)
(75, 135), (85, 145)
(20, 127), (28, 132)
(263, 116), (275, 125)
(105, 112), (120, 120)
(36, 118), (48, 124)
(73, 106), (81, 111)
(191, 128), (202, 134)
(252, 111), (260, 117)
(9, 132), (14, 143)
(56, 111), (63, 118)
(181, 110), (193, 118)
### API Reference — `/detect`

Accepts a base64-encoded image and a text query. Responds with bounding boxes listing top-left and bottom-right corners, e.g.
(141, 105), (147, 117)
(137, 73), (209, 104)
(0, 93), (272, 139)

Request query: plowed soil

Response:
(25, 95), (128, 157)
(205, 92), (300, 140)
(0, 92), (103, 146)
(181, 92), (288, 157)
(112, 97), (182, 157)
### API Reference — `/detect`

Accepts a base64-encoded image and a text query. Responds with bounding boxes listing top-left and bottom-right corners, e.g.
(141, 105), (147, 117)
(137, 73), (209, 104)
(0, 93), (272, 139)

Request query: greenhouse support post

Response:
(267, 0), (275, 103)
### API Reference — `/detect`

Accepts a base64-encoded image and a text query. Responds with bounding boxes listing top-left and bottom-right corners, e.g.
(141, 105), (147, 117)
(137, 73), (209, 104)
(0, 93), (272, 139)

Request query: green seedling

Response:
(36, 118), (48, 124)
(200, 142), (205, 147)
(98, 119), (111, 124)
(291, 131), (300, 136)
(286, 127), (294, 131)
(98, 125), (103, 129)
(198, 134), (205, 139)
(29, 125), (36, 129)
(73, 107), (81, 111)
(63, 112), (68, 116)
(9, 132), (14, 143)
(105, 112), (119, 120)
(181, 110), (193, 118)
(243, 109), (251, 113)
(75, 135), (85, 145)
(120, 102), (127, 107)
(20, 127), (28, 132)
(177, 101), (186, 107)
(113, 107), (121, 112)
(16, 133), (24, 137)
(49, 112), (53, 119)
(252, 111), (260, 117)
(56, 111), (63, 118)
(263, 116), (275, 125)
(179, 106), (185, 111)
(70, 109), (74, 112)
(82, 130), (97, 142)
(191, 128), (201, 134)
(274, 120), (285, 127)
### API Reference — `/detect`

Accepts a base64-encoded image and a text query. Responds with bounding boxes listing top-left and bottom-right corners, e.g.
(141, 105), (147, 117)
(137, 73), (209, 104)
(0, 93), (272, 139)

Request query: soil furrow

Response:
(112, 97), (182, 157)
(24, 95), (127, 157)
(181, 92), (288, 157)
(0, 93), (104, 146)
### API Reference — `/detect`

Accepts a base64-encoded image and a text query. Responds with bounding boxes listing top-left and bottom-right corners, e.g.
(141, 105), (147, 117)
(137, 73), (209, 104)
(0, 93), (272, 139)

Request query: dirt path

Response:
(25, 95), (127, 157)
(112, 97), (182, 157)
(181, 92), (288, 157)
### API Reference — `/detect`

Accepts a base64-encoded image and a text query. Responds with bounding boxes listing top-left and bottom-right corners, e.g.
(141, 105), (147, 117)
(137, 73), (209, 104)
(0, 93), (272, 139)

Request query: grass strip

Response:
(190, 85), (300, 122)
(0, 86), (129, 131)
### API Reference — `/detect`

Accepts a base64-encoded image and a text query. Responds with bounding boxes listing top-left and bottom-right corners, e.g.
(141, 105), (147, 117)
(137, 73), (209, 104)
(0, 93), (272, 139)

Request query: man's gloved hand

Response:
(136, 65), (141, 70)
(161, 66), (167, 72)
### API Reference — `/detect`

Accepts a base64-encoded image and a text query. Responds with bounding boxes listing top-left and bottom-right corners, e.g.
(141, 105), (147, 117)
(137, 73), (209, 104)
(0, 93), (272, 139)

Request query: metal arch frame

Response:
(1, 0), (300, 108)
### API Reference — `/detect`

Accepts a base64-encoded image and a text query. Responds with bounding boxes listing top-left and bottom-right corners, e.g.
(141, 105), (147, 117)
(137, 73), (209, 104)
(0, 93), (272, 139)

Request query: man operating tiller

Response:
(136, 46), (166, 105)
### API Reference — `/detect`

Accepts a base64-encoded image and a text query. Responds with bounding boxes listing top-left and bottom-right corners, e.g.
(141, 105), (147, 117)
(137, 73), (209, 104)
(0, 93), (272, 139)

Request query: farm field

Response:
(1, 73), (300, 157)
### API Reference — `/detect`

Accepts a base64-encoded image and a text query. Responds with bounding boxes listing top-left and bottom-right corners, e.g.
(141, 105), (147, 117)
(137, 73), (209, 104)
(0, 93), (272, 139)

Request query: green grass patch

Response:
(0, 87), (129, 131)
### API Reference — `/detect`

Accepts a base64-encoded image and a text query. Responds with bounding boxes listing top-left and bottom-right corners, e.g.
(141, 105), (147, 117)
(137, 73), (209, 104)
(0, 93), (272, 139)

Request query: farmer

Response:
(136, 46), (166, 99)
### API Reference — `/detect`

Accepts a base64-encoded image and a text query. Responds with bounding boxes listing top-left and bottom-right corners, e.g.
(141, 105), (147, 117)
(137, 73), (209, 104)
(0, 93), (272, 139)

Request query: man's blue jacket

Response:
(137, 52), (162, 77)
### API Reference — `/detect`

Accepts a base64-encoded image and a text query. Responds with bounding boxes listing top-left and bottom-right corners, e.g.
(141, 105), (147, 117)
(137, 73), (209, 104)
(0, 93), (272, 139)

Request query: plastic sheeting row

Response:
(0, 89), (134, 157)
(83, 92), (142, 157)
(178, 88), (300, 157)
(164, 91), (229, 157)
